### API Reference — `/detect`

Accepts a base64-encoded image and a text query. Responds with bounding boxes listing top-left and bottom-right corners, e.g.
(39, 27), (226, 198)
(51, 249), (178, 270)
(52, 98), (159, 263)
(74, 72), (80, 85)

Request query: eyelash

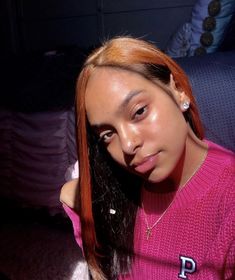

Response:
(99, 131), (114, 144)
(132, 105), (147, 120)
(98, 105), (147, 143)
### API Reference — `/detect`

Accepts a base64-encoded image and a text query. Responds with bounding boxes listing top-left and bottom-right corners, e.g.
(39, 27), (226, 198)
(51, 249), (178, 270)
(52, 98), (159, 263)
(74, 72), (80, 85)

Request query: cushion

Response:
(0, 109), (77, 214)
(165, 23), (192, 58)
(166, 0), (235, 57)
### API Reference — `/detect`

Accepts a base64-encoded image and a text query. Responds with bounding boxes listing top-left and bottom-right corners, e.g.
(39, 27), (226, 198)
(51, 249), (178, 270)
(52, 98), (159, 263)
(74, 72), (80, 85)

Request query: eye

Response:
(133, 106), (147, 120)
(99, 131), (114, 144)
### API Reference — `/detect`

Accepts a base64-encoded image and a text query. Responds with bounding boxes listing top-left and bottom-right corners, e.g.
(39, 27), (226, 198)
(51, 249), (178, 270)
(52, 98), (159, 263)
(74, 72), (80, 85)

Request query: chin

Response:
(145, 167), (172, 184)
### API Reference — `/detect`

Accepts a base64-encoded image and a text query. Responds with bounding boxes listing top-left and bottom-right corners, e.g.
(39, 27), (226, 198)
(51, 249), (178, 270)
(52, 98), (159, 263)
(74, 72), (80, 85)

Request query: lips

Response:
(133, 153), (159, 174)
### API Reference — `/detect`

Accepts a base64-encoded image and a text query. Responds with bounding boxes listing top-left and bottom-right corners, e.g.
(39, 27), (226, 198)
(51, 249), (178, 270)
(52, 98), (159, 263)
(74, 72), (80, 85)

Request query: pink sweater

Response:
(63, 141), (235, 279)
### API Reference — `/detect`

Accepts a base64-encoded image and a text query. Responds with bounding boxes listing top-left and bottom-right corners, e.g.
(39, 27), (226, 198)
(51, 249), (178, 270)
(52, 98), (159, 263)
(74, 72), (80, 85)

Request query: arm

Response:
(60, 179), (83, 251)
(60, 178), (78, 209)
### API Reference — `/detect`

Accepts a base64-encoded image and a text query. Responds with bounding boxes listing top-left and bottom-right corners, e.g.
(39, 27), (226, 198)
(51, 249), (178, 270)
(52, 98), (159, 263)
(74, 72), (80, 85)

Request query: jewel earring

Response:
(109, 208), (116, 214)
(181, 100), (190, 111)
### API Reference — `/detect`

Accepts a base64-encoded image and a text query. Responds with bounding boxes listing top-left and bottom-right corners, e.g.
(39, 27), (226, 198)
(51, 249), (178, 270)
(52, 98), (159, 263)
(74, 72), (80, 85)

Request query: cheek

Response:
(157, 103), (186, 131)
(147, 111), (159, 126)
(142, 110), (161, 135)
(146, 105), (188, 148)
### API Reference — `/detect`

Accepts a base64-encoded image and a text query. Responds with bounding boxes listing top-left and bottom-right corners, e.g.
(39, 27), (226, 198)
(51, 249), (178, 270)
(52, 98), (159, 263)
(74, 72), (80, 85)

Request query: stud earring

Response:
(109, 208), (116, 215)
(182, 100), (190, 111)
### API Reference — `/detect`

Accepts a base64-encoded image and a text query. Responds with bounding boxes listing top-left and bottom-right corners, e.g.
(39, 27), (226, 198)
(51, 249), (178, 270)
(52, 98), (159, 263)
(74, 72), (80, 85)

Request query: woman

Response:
(60, 37), (235, 279)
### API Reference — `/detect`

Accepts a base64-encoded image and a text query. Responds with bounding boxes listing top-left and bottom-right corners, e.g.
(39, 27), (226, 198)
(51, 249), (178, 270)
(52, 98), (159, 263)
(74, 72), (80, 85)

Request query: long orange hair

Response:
(75, 37), (204, 279)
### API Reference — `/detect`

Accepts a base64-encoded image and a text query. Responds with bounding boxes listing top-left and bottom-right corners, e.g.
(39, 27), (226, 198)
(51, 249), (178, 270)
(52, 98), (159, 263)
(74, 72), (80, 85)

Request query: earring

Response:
(109, 208), (116, 214)
(182, 100), (190, 111)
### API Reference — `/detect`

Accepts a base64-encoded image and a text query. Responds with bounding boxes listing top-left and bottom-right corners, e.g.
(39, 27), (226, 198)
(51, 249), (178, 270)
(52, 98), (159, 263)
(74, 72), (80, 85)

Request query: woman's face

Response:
(85, 67), (189, 183)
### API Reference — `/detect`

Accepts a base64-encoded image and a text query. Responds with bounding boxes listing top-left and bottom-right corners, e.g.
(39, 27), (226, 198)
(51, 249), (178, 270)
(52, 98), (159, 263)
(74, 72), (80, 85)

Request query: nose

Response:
(118, 124), (142, 155)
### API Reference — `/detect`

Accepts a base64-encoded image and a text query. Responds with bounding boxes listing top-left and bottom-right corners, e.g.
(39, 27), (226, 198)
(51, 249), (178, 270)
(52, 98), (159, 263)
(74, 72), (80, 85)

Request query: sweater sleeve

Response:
(204, 204), (235, 280)
(221, 165), (235, 279)
(62, 204), (84, 254)
(224, 181), (235, 279)
(224, 237), (235, 280)
(223, 203), (235, 280)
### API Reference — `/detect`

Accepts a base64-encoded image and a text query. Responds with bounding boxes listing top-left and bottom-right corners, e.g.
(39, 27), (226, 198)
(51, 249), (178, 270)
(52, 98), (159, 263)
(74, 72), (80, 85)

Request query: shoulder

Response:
(207, 140), (235, 173)
(60, 179), (79, 209)
(211, 144), (235, 210)
(202, 141), (235, 201)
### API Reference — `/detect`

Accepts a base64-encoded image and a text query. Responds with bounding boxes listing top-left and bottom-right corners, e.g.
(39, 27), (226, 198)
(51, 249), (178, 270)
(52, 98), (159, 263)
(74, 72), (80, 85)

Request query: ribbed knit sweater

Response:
(63, 141), (235, 280)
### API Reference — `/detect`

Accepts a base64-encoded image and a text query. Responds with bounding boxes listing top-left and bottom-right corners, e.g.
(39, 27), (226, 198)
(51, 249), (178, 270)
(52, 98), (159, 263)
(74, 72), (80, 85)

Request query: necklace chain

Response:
(142, 148), (208, 240)
(142, 193), (177, 240)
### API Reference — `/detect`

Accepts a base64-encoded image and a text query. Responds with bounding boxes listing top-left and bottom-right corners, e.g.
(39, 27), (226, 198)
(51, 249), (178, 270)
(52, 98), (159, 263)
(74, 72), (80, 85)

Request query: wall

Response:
(1, 0), (196, 54)
(0, 0), (20, 56)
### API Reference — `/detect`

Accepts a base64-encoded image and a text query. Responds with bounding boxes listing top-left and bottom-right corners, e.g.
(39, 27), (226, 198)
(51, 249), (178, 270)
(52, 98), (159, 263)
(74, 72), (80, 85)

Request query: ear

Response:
(169, 74), (190, 112)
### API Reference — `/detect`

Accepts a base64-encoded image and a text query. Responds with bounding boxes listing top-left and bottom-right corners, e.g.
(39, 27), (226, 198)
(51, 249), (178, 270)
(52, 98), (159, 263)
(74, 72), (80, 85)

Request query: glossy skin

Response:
(85, 67), (207, 190)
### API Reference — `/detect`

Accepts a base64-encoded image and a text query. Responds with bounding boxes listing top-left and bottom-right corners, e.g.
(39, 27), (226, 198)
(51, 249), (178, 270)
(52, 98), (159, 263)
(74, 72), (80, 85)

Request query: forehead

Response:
(85, 67), (144, 122)
(86, 67), (129, 98)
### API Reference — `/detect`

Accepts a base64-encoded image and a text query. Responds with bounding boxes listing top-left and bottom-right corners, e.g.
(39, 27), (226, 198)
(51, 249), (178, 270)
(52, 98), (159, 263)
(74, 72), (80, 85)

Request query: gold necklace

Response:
(142, 148), (208, 240)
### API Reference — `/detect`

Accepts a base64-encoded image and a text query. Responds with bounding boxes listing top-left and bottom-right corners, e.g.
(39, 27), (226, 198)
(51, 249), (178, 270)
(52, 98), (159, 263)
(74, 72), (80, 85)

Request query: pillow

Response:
(191, 0), (235, 55)
(166, 0), (235, 57)
(0, 109), (77, 214)
(165, 23), (192, 58)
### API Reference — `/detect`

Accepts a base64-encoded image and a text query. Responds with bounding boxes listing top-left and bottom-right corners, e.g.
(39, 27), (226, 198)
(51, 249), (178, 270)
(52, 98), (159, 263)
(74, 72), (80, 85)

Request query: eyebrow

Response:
(117, 89), (143, 113)
(90, 89), (143, 130)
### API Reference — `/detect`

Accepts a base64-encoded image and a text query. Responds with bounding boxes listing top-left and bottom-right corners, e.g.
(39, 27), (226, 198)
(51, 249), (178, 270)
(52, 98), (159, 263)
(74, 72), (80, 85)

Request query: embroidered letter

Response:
(178, 256), (197, 279)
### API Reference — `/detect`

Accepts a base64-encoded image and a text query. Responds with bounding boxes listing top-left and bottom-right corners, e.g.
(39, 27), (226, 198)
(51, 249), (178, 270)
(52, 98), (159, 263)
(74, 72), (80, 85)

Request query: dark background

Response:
(0, 0), (197, 57)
